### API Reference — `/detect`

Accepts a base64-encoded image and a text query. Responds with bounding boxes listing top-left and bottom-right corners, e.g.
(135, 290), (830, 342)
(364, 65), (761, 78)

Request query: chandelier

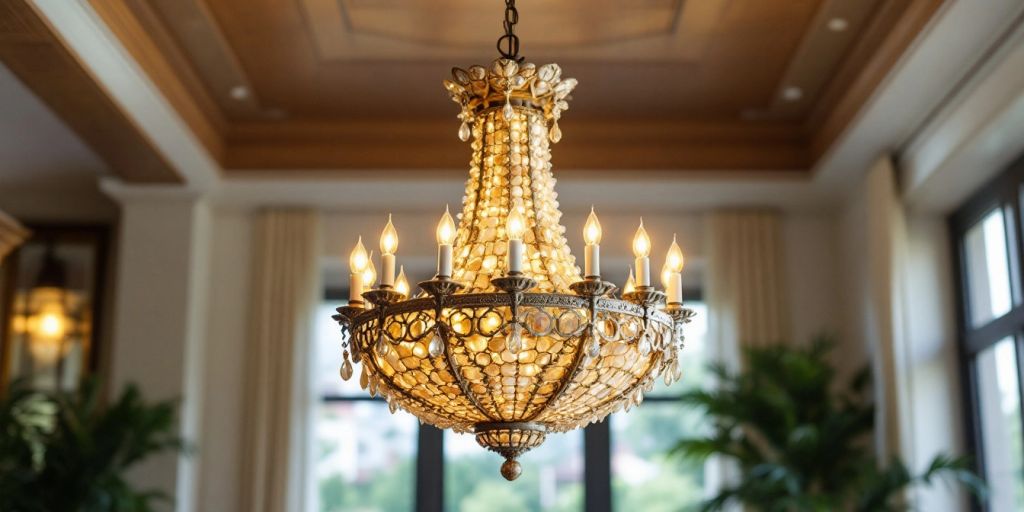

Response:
(334, 0), (696, 481)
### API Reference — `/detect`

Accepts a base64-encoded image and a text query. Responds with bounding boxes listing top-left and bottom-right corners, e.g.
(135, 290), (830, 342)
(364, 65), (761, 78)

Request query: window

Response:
(952, 156), (1024, 512)
(309, 294), (708, 512)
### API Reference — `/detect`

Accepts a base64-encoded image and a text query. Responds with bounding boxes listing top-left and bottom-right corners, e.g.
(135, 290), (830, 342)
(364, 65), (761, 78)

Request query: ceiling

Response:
(1, 0), (946, 181)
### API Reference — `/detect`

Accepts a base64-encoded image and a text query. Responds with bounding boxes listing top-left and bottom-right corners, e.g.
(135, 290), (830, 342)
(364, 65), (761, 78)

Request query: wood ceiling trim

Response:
(0, 0), (182, 184)
(86, 0), (226, 163)
(224, 119), (809, 171)
(804, 0), (947, 162)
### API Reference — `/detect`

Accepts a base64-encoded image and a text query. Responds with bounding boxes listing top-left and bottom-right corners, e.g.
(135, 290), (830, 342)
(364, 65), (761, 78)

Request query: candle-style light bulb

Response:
(395, 266), (410, 297)
(380, 214), (399, 255)
(665, 234), (685, 304)
(632, 219), (651, 258)
(666, 234), (685, 273)
(632, 219), (652, 287)
(436, 206), (456, 278)
(583, 207), (602, 245)
(437, 206), (456, 245)
(379, 215), (398, 287)
(348, 237), (369, 306)
(363, 251), (377, 287)
(583, 207), (602, 278)
(623, 269), (636, 295)
(506, 206), (527, 273)
(507, 207), (526, 241)
(349, 236), (368, 273)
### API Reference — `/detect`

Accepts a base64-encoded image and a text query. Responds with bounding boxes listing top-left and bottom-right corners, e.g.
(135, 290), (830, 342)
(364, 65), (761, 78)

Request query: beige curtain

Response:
(240, 210), (321, 512)
(0, 209), (29, 262)
(705, 210), (789, 364)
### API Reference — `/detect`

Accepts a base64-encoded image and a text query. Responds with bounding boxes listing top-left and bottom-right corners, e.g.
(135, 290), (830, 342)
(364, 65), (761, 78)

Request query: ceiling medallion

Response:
(334, 0), (696, 480)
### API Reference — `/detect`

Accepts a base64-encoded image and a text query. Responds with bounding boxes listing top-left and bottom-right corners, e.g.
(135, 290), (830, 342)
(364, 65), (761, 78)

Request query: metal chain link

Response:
(496, 0), (523, 62)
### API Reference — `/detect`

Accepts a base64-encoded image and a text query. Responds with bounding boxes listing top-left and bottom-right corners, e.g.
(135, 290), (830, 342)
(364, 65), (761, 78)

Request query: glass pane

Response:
(444, 430), (583, 512)
(611, 301), (708, 511)
(964, 209), (1013, 327)
(648, 302), (708, 397)
(314, 301), (366, 396)
(314, 401), (418, 512)
(976, 338), (1024, 511)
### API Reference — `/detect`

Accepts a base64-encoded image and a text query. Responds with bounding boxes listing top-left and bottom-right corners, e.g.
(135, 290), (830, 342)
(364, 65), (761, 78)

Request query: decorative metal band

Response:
(345, 293), (673, 330)
(474, 421), (547, 434)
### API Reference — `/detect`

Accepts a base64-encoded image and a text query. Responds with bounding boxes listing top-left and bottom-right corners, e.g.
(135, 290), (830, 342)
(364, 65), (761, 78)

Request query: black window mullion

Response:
(416, 424), (444, 512)
(584, 423), (612, 512)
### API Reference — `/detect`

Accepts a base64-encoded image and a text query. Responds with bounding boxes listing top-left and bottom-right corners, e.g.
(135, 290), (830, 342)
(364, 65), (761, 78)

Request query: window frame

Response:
(951, 154), (1024, 511)
(319, 287), (704, 512)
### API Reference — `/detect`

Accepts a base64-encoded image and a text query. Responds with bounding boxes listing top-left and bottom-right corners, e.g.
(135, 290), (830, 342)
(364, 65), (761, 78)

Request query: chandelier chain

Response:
(497, 0), (524, 63)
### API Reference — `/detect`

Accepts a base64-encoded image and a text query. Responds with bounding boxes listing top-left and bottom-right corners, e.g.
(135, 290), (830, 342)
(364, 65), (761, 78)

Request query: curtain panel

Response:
(705, 210), (790, 365)
(240, 210), (321, 512)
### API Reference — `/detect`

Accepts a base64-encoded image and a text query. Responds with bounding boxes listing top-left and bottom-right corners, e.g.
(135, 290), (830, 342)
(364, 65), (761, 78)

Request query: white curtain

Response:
(240, 210), (321, 512)
(0, 209), (29, 262)
(705, 210), (790, 366)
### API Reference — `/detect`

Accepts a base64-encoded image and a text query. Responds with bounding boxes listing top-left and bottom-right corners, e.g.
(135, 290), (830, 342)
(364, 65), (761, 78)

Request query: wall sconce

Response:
(1, 226), (106, 392)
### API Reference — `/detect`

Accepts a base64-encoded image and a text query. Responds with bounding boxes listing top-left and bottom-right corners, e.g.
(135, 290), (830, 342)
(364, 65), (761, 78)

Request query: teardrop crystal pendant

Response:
(503, 99), (514, 121)
(340, 358), (353, 381)
(587, 335), (601, 359)
(376, 331), (388, 354)
(458, 121), (471, 142)
(428, 330), (444, 358)
(548, 122), (562, 143)
(359, 364), (369, 390)
(388, 399), (398, 414)
(634, 331), (651, 356)
(507, 323), (523, 354)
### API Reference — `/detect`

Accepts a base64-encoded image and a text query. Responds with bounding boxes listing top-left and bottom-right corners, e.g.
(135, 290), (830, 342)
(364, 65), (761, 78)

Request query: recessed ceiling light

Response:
(827, 18), (849, 32)
(781, 86), (803, 102)
(229, 85), (250, 101)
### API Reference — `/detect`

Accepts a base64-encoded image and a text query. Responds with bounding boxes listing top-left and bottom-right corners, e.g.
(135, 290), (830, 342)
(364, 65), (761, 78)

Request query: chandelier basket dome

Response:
(334, 0), (696, 480)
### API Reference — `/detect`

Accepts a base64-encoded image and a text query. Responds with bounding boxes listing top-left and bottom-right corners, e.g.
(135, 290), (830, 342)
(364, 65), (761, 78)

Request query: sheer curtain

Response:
(0, 209), (29, 262)
(239, 210), (322, 512)
(705, 210), (790, 366)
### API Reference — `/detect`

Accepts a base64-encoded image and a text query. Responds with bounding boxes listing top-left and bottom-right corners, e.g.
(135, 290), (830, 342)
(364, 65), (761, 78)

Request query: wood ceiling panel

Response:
(10, 0), (946, 174)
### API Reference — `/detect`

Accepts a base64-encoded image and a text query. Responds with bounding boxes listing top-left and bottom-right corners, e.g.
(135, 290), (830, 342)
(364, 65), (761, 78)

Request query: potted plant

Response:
(0, 378), (185, 512)
(672, 339), (986, 511)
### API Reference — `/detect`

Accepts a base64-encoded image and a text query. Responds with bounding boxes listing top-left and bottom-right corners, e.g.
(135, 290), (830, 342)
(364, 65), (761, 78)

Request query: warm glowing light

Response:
(380, 214), (399, 255)
(38, 311), (66, 338)
(661, 262), (672, 289)
(583, 207), (602, 245)
(362, 251), (377, 287)
(349, 236), (369, 273)
(666, 234), (685, 273)
(507, 207), (526, 241)
(632, 220), (651, 258)
(623, 269), (636, 295)
(437, 206), (456, 245)
(395, 266), (410, 296)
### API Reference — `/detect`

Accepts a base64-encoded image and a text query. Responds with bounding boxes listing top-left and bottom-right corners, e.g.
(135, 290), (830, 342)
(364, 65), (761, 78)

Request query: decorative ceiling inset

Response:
(301, 0), (721, 62)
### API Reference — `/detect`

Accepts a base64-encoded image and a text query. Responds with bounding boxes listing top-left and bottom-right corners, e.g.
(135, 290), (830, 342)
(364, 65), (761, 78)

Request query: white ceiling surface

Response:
(0, 64), (117, 220)
(0, 64), (107, 188)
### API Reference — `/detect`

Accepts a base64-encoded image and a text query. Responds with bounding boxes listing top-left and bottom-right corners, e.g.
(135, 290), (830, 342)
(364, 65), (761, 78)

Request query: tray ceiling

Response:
(0, 0), (946, 179)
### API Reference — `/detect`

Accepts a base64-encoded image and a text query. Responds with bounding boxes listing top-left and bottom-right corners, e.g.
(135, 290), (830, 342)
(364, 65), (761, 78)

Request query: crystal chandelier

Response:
(334, 0), (696, 481)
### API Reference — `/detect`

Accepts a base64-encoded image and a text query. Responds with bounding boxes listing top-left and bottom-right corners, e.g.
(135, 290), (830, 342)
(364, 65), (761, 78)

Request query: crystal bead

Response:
(507, 324), (523, 354)
(340, 359), (353, 381)
(388, 400), (398, 414)
(458, 122), (471, 141)
(503, 101), (514, 121)
(587, 336), (601, 358)
(428, 330), (444, 358)
(376, 331), (387, 354)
